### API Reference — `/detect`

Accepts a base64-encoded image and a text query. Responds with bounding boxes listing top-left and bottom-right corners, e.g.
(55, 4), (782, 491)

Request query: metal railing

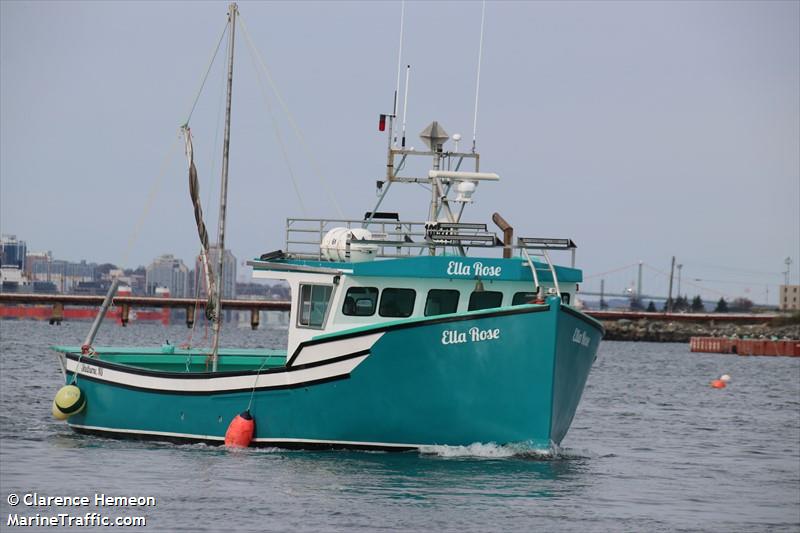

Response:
(285, 217), (503, 260)
(283, 218), (579, 279)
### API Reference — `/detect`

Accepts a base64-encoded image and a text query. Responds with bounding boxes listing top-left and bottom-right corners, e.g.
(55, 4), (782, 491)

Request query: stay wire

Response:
(119, 136), (182, 269)
(238, 14), (345, 218)
(241, 20), (307, 215)
(206, 34), (230, 225)
(183, 20), (230, 127)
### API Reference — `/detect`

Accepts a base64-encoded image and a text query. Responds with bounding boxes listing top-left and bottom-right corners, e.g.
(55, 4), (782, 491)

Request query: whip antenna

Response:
(401, 65), (411, 147)
(471, 0), (486, 153)
(393, 1), (406, 145)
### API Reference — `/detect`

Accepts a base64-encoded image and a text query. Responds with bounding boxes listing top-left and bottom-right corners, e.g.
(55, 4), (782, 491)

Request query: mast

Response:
(210, 2), (237, 371)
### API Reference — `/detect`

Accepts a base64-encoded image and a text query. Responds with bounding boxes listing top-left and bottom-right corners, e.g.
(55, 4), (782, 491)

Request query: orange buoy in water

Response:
(224, 410), (255, 448)
(711, 379), (726, 389)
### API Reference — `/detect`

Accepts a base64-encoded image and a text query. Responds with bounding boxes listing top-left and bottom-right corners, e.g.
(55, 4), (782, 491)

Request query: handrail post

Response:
(520, 248), (541, 298)
(542, 249), (561, 298)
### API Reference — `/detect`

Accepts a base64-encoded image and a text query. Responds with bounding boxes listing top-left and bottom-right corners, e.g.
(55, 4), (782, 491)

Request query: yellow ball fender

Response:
(51, 400), (69, 420)
(52, 385), (86, 419)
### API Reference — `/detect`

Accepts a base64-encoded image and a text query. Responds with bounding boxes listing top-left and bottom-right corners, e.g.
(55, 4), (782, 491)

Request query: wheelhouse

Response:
(252, 241), (582, 356)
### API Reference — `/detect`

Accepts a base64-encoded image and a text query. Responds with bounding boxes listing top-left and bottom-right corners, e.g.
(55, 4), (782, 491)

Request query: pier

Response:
(1, 293), (795, 343)
(0, 293), (289, 329)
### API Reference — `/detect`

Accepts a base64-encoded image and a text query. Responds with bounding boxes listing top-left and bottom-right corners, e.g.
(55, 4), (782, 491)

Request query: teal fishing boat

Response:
(51, 4), (602, 451)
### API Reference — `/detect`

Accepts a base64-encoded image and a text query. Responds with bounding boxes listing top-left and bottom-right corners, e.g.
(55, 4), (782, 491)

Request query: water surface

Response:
(1, 320), (798, 531)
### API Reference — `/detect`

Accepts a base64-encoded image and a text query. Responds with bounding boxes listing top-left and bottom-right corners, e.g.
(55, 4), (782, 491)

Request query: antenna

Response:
(392, 1), (405, 145)
(471, 0), (486, 153)
(402, 65), (411, 147)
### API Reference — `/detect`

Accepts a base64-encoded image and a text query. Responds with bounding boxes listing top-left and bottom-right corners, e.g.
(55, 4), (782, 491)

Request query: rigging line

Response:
(183, 20), (230, 127)
(205, 31), (230, 227)
(238, 14), (345, 218)
(242, 22), (307, 215)
(471, 0), (486, 153)
(119, 136), (182, 269)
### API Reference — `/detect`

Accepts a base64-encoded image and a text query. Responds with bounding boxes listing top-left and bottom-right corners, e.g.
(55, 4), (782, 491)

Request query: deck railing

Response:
(284, 217), (577, 265)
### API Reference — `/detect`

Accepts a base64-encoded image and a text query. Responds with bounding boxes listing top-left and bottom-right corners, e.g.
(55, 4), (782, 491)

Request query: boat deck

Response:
(52, 346), (288, 373)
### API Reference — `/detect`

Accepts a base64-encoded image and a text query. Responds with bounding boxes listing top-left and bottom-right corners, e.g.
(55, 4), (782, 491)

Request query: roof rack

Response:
(363, 212), (399, 221)
(425, 222), (500, 248)
(517, 237), (577, 250)
(283, 217), (578, 265)
(517, 237), (577, 269)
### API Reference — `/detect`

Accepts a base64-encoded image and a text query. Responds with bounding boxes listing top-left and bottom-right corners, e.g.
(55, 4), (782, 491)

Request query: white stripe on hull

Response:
(68, 423), (224, 442)
(68, 423), (422, 449)
(290, 332), (383, 367)
(61, 353), (369, 393)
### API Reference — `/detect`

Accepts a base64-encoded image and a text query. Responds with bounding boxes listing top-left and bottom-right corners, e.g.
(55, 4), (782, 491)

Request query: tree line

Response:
(622, 296), (754, 313)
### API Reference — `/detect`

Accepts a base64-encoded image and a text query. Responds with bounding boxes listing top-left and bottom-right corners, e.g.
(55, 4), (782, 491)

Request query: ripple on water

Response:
(0, 322), (798, 532)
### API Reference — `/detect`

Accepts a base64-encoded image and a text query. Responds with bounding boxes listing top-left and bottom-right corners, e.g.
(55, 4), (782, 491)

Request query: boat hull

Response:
(57, 300), (602, 450)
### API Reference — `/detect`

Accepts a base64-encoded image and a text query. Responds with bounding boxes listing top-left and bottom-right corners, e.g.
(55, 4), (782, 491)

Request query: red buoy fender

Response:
(225, 410), (255, 448)
(710, 379), (726, 389)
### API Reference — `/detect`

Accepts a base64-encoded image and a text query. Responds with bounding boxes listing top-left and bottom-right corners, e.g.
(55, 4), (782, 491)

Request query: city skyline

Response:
(2, 232), (794, 306)
(2, 2), (798, 303)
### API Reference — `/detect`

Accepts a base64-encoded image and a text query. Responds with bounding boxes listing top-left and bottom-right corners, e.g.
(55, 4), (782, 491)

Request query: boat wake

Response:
(418, 441), (583, 460)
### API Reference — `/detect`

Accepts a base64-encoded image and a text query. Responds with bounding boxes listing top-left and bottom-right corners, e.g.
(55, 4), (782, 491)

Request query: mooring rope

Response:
(246, 356), (273, 412)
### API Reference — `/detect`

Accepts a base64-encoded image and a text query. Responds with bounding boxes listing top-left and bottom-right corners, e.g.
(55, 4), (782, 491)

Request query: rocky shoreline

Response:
(602, 318), (800, 343)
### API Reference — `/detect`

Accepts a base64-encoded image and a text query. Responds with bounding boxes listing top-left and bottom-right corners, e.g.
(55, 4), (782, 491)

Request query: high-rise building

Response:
(1, 235), (27, 270)
(25, 251), (51, 280)
(145, 254), (190, 298)
(27, 254), (95, 293)
(197, 246), (237, 299)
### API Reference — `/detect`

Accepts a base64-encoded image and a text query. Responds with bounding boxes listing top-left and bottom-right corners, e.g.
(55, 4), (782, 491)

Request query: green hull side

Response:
(550, 308), (603, 444)
(64, 303), (601, 448)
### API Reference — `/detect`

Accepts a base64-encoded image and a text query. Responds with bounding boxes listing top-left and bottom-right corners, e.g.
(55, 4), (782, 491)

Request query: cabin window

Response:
(425, 289), (460, 316)
(298, 284), (333, 328)
(512, 291), (538, 305)
(561, 293), (570, 304)
(468, 291), (503, 311)
(379, 288), (416, 318)
(342, 287), (378, 316)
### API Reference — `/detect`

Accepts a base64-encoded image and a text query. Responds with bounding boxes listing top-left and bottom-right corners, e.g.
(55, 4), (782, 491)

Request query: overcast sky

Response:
(1, 1), (798, 303)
